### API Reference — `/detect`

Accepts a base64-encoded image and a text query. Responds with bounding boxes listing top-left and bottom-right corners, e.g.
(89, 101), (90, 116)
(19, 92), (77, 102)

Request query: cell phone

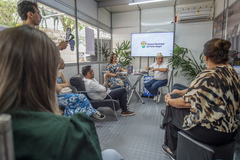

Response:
(66, 28), (71, 42)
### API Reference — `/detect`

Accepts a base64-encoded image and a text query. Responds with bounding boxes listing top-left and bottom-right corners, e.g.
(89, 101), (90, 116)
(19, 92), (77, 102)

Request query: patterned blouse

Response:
(183, 65), (240, 133)
(106, 62), (125, 87)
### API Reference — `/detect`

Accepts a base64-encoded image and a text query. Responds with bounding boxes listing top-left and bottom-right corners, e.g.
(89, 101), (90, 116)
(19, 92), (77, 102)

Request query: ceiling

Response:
(95, 0), (214, 13)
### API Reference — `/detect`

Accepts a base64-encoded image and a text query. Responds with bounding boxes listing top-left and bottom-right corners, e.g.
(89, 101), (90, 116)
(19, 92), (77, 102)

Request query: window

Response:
(38, 3), (77, 63)
(0, 0), (20, 28)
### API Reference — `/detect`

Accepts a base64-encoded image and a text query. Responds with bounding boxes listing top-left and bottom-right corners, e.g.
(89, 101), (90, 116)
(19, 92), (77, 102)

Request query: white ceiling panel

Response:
(95, 0), (214, 13)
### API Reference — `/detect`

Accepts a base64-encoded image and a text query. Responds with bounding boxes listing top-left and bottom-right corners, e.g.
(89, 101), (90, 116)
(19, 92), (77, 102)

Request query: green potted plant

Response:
(95, 42), (111, 61)
(113, 40), (135, 68)
(169, 44), (206, 82)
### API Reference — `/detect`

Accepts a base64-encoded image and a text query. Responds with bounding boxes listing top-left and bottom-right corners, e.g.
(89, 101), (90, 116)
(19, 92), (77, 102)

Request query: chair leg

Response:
(111, 102), (118, 121)
(161, 88), (163, 102)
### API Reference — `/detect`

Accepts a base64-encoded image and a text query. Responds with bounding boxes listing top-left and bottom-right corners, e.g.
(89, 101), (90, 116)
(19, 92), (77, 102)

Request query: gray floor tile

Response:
(93, 97), (240, 160)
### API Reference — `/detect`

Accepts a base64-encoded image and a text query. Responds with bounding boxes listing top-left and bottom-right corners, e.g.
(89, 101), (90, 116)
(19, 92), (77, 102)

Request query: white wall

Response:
(112, 10), (140, 48)
(99, 8), (111, 28)
(111, 6), (213, 90)
(174, 21), (213, 86)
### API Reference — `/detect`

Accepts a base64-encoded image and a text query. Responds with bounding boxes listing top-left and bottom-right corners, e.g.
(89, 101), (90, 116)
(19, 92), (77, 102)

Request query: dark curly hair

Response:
(203, 38), (231, 64)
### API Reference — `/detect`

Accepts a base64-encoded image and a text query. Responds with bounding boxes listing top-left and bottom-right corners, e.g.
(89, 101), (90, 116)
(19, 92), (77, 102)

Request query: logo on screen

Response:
(141, 41), (147, 48)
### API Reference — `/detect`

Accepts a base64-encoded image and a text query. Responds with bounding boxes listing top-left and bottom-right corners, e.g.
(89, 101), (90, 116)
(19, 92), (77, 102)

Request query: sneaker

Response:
(121, 110), (135, 116)
(161, 144), (176, 160)
(93, 111), (106, 120)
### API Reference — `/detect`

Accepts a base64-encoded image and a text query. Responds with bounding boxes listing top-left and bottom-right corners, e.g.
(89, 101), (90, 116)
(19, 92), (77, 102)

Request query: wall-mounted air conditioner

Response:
(177, 8), (213, 23)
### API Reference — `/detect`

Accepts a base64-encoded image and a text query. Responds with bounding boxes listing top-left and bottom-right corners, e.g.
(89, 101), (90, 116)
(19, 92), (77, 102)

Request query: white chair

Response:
(156, 68), (173, 103)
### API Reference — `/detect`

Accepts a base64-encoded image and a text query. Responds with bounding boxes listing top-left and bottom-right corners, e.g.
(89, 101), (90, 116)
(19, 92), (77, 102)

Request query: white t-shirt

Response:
(149, 62), (169, 80)
(83, 77), (111, 100)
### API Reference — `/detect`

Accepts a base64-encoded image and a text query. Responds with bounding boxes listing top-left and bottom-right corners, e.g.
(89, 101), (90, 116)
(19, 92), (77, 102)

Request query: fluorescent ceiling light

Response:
(129, 0), (168, 5)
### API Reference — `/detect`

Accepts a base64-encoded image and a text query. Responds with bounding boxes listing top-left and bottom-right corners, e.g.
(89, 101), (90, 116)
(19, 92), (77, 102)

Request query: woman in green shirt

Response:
(0, 25), (123, 160)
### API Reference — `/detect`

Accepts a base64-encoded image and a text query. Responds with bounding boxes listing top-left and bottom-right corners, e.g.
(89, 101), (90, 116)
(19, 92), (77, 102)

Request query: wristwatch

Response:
(167, 98), (171, 106)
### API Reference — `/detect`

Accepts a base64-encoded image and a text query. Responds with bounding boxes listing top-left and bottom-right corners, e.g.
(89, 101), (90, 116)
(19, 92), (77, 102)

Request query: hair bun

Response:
(215, 39), (231, 52)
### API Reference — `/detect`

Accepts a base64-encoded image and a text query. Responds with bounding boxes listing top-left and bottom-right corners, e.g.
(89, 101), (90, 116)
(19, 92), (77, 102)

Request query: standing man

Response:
(82, 65), (135, 117)
(145, 52), (169, 101)
(17, 1), (68, 50)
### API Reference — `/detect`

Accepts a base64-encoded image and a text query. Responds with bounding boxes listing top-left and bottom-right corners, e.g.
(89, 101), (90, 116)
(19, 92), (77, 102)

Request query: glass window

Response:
(0, 0), (20, 28)
(97, 29), (111, 62)
(38, 3), (77, 63)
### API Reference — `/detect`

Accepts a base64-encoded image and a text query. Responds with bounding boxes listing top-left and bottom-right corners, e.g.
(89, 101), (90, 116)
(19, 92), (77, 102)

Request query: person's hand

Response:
(58, 41), (68, 50)
(151, 68), (155, 72)
(145, 66), (150, 70)
(115, 72), (119, 76)
(165, 94), (172, 103)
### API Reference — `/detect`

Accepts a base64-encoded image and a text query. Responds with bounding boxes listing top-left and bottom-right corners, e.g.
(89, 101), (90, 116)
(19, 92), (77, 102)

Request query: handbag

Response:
(59, 87), (72, 95)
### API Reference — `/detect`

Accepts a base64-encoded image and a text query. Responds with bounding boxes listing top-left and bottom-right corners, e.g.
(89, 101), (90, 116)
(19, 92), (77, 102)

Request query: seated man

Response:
(82, 65), (135, 117)
(145, 52), (169, 101)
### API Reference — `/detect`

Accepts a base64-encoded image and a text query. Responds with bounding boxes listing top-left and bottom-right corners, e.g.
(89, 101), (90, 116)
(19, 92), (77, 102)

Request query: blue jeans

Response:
(102, 149), (124, 160)
(144, 79), (168, 96)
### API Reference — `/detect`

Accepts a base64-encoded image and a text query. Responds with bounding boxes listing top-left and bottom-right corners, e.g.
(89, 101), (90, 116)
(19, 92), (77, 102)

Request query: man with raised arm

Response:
(17, 1), (68, 50)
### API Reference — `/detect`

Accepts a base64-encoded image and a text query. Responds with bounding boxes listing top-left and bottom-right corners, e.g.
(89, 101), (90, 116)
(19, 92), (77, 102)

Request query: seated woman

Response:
(106, 53), (129, 91)
(161, 38), (240, 160)
(0, 25), (102, 159)
(56, 58), (105, 120)
(0, 25), (123, 160)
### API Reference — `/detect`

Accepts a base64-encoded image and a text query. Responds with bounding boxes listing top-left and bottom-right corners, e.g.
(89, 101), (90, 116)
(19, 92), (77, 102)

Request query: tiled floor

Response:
(93, 97), (240, 160)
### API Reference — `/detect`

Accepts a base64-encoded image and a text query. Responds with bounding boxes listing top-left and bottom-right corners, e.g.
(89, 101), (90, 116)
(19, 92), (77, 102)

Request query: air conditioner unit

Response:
(177, 8), (212, 23)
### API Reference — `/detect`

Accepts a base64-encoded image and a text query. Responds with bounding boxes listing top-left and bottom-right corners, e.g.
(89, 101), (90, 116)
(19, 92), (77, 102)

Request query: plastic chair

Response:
(156, 68), (173, 103)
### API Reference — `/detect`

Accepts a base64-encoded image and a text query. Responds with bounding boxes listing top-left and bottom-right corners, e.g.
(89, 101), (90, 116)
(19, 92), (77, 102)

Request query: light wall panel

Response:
(99, 8), (111, 28)
(112, 11), (140, 29)
(174, 21), (213, 85)
(141, 7), (174, 32)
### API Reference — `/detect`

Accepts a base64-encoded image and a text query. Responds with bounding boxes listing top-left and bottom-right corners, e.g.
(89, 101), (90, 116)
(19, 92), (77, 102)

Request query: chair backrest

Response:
(0, 114), (15, 160)
(166, 68), (173, 88)
(70, 74), (87, 96)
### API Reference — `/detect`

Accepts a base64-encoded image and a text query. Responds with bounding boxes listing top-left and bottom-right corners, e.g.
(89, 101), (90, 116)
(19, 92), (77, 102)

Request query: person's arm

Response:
(146, 63), (155, 71)
(59, 71), (69, 88)
(171, 89), (188, 96)
(106, 63), (118, 77)
(56, 83), (63, 92)
(121, 68), (127, 72)
(57, 41), (68, 50)
(165, 94), (191, 108)
(151, 68), (168, 72)
(106, 71), (118, 77)
(103, 74), (109, 91)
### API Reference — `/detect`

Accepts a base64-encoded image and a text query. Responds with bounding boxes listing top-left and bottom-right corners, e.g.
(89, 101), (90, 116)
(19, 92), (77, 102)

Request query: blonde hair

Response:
(0, 25), (60, 114)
